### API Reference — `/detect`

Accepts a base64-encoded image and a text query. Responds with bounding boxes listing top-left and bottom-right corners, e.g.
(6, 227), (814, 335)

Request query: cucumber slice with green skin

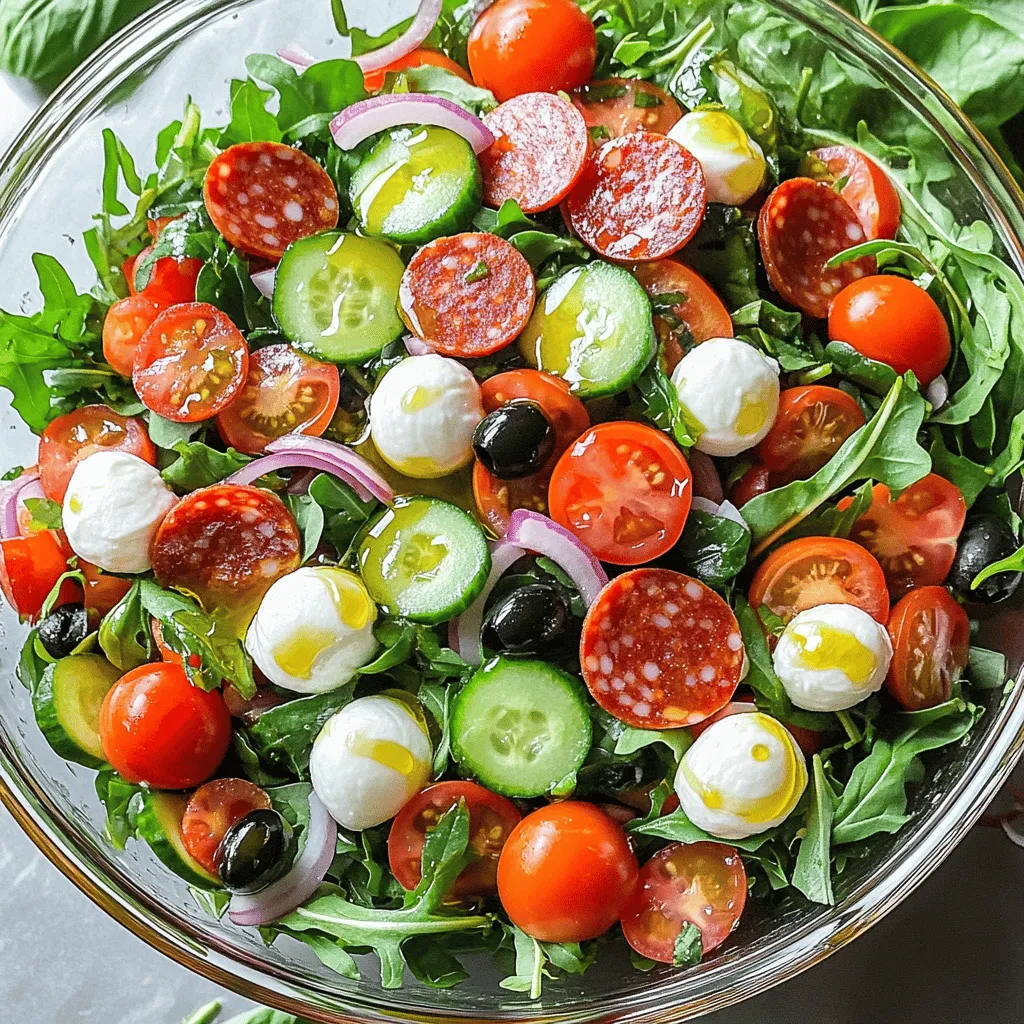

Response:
(32, 653), (120, 768)
(518, 261), (656, 398)
(358, 496), (490, 624)
(451, 657), (592, 798)
(349, 126), (482, 245)
(274, 231), (406, 363)
(135, 791), (222, 890)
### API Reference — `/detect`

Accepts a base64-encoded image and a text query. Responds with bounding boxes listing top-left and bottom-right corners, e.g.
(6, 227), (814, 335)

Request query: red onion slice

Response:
(251, 268), (277, 299)
(690, 497), (749, 531)
(688, 449), (724, 504)
(925, 374), (949, 411)
(353, 0), (442, 73)
(453, 540), (526, 666)
(228, 791), (337, 926)
(277, 44), (317, 69)
(403, 333), (436, 357)
(1, 471), (41, 541)
(331, 94), (494, 154)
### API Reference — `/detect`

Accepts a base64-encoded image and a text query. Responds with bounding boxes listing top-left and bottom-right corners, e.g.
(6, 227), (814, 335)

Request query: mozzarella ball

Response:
(671, 337), (780, 456)
(369, 354), (484, 478)
(310, 694), (432, 830)
(675, 711), (807, 840)
(668, 111), (766, 206)
(245, 567), (378, 694)
(773, 603), (893, 712)
(62, 451), (176, 574)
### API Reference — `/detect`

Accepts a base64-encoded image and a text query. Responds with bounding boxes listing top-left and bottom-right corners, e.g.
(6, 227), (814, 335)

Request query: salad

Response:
(1, 0), (1022, 998)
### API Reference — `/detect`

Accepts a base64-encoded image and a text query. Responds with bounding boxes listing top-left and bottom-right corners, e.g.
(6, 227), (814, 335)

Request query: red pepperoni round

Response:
(204, 142), (340, 260)
(399, 233), (536, 358)
(581, 569), (742, 729)
(481, 92), (590, 214)
(150, 484), (301, 608)
(757, 178), (877, 319)
(565, 133), (707, 262)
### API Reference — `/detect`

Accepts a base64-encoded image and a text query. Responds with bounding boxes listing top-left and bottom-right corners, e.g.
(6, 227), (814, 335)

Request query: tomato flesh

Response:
(103, 295), (165, 377)
(0, 531), (72, 620)
(362, 48), (470, 92)
(182, 778), (272, 874)
(572, 79), (683, 139)
(81, 560), (132, 619)
(811, 145), (900, 241)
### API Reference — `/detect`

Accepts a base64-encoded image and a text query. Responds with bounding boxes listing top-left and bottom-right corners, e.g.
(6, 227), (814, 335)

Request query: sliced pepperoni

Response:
(399, 233), (536, 358)
(150, 484), (301, 607)
(565, 133), (707, 262)
(581, 568), (742, 729)
(757, 177), (876, 318)
(481, 92), (590, 214)
(204, 142), (340, 260)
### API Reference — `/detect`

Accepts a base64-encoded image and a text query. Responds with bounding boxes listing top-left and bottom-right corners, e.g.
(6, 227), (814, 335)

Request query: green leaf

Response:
(632, 358), (697, 447)
(824, 341), (898, 396)
(613, 725), (692, 761)
(792, 754), (836, 906)
(101, 128), (143, 216)
(161, 441), (251, 490)
(220, 78), (283, 145)
(683, 204), (760, 310)
(21, 497), (63, 531)
(95, 768), (143, 849)
(283, 493), (326, 562)
(630, 805), (776, 852)
(146, 413), (205, 450)
(180, 1000), (223, 1024)
(672, 922), (703, 968)
(401, 65), (496, 116)
(966, 646), (1008, 690)
(673, 510), (751, 587)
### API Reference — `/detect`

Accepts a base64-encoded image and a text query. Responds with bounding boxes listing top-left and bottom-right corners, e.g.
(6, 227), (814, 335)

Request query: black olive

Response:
(473, 400), (554, 480)
(217, 808), (293, 894)
(483, 583), (572, 655)
(37, 602), (89, 659)
(948, 515), (1022, 604)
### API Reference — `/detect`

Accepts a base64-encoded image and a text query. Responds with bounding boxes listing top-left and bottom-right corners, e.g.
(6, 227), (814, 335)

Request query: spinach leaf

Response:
(732, 299), (822, 372)
(673, 509), (751, 587)
(631, 805), (776, 852)
(966, 646), (1008, 691)
(682, 204), (760, 310)
(672, 923), (703, 968)
(791, 754), (836, 906)
(283, 493), (326, 562)
(824, 341), (898, 396)
(161, 441), (252, 491)
(632, 358), (697, 447)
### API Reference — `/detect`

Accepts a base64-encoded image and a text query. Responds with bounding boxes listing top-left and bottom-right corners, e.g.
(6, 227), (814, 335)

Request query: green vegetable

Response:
(672, 922), (703, 968)
(161, 441), (252, 491)
(673, 510), (751, 587)
(631, 805), (776, 852)
(791, 754), (836, 906)
(21, 497), (63, 531)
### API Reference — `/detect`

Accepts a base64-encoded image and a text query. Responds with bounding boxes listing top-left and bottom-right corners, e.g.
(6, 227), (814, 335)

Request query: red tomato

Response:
(136, 251), (203, 307)
(757, 386), (865, 483)
(811, 145), (900, 241)
(730, 464), (773, 507)
(133, 303), (249, 423)
(0, 531), (72, 620)
(749, 536), (890, 624)
(620, 842), (747, 962)
(548, 421), (692, 565)
(572, 79), (683, 139)
(181, 778), (272, 874)
(388, 781), (522, 898)
(123, 253), (141, 295)
(362, 48), (470, 92)
(39, 405), (157, 503)
(688, 696), (821, 756)
(473, 370), (589, 536)
(844, 475), (967, 598)
(148, 215), (181, 240)
(468, 0), (597, 102)
(886, 586), (970, 711)
(103, 295), (164, 377)
(99, 663), (231, 789)
(81, 561), (132, 618)
(497, 802), (638, 942)
(828, 276), (951, 386)
(215, 344), (341, 454)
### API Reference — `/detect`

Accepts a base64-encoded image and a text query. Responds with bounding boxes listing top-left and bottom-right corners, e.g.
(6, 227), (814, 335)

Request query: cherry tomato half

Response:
(181, 778), (272, 874)
(136, 250), (203, 307)
(828, 276), (951, 386)
(468, 0), (597, 102)
(497, 802), (638, 942)
(811, 145), (900, 241)
(39, 405), (157, 503)
(133, 303), (249, 423)
(749, 536), (890, 624)
(0, 531), (72, 620)
(572, 78), (683, 140)
(388, 781), (522, 898)
(81, 561), (132, 619)
(844, 474), (967, 598)
(548, 421), (692, 565)
(99, 663), (231, 790)
(362, 48), (470, 92)
(103, 295), (165, 377)
(886, 586), (970, 711)
(620, 841), (747, 962)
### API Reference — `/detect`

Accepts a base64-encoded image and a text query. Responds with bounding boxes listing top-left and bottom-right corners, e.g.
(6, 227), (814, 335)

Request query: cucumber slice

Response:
(274, 231), (406, 363)
(451, 657), (592, 798)
(349, 125), (482, 245)
(518, 261), (656, 398)
(358, 496), (490, 624)
(135, 791), (221, 890)
(32, 654), (120, 768)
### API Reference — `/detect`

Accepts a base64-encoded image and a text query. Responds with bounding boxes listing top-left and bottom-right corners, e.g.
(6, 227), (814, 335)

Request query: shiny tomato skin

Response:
(828, 276), (951, 386)
(362, 48), (470, 92)
(38, 405), (157, 504)
(620, 841), (747, 961)
(99, 663), (231, 790)
(0, 531), (72, 620)
(886, 586), (970, 711)
(468, 0), (597, 102)
(81, 561), (132, 619)
(103, 295), (165, 377)
(181, 778), (272, 874)
(138, 253), (203, 307)
(388, 781), (522, 897)
(730, 463), (774, 507)
(811, 145), (900, 241)
(572, 79), (683, 139)
(497, 801), (639, 942)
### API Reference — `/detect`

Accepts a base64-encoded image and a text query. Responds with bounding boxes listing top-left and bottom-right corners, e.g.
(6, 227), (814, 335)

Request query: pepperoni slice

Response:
(204, 142), (340, 260)
(481, 92), (590, 214)
(399, 233), (536, 358)
(581, 568), (742, 728)
(757, 178), (876, 318)
(565, 133), (706, 262)
(150, 484), (301, 608)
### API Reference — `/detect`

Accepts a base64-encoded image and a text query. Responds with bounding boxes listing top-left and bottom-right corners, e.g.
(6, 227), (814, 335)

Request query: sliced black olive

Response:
(37, 602), (89, 659)
(483, 583), (572, 655)
(948, 514), (1022, 604)
(473, 400), (554, 480)
(217, 808), (293, 894)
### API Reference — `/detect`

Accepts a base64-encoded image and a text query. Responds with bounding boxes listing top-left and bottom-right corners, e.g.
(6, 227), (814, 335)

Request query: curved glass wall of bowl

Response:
(1, 0), (1024, 1022)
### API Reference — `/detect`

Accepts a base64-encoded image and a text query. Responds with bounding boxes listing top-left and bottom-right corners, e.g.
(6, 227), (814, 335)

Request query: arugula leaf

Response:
(497, 925), (597, 997)
(95, 768), (143, 849)
(672, 922), (703, 968)
(630, 805), (776, 852)
(733, 299), (823, 372)
(792, 754), (836, 906)
(966, 646), (1008, 691)
(220, 78), (282, 145)
(17, 630), (49, 693)
(400, 65), (497, 116)
(673, 509), (750, 587)
(824, 341), (898, 396)
(161, 441), (251, 490)
(613, 724), (692, 762)
(682, 204), (760, 310)
(282, 493), (325, 562)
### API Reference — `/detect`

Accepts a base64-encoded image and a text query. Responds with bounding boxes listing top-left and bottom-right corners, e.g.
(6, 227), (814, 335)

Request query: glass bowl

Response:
(2, 1), (1024, 1021)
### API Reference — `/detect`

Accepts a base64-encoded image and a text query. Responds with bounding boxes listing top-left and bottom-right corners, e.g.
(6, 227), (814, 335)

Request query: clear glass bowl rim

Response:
(2, 1), (1024, 1021)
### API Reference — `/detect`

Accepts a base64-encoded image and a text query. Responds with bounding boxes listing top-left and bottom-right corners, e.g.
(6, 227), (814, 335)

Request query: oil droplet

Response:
(793, 623), (876, 686)
(751, 743), (770, 762)
(317, 567), (376, 630)
(348, 734), (417, 776)
(735, 391), (772, 436)
(273, 627), (338, 679)
(400, 384), (446, 413)
(68, 495), (83, 515)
